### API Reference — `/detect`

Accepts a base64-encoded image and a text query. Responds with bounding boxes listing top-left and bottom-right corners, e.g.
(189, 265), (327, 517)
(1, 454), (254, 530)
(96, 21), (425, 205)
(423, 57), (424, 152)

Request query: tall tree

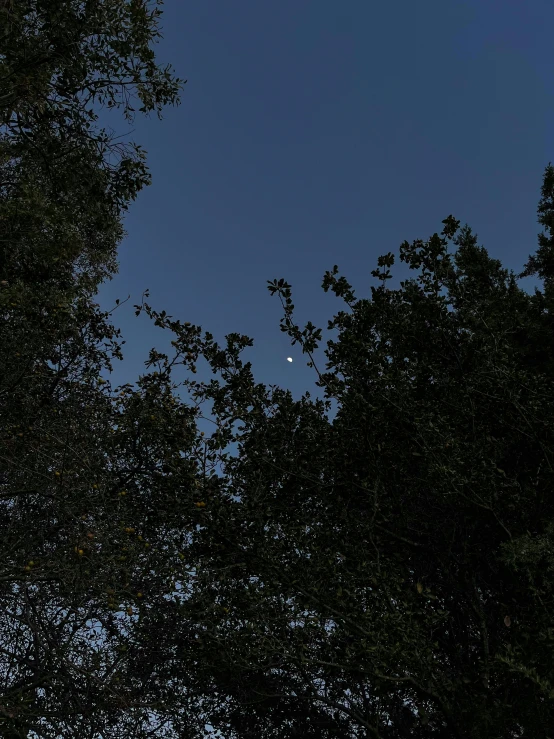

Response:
(0, 2), (197, 736)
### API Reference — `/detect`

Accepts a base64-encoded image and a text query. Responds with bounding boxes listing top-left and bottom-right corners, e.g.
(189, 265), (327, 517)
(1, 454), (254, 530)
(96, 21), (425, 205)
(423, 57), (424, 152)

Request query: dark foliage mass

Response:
(1, 2), (553, 737)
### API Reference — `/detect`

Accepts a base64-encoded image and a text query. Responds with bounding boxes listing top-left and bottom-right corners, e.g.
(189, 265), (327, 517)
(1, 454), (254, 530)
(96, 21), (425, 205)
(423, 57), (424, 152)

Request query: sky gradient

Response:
(94, 0), (553, 423)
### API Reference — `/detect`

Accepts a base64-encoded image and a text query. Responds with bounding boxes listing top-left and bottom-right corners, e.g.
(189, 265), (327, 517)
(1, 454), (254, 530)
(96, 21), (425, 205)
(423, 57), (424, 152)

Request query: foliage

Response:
(0, 285), (216, 737)
(4, 157), (554, 735)
(0, 0), (186, 296)
(1, 2), (554, 737)
(123, 184), (554, 737)
(0, 1), (197, 736)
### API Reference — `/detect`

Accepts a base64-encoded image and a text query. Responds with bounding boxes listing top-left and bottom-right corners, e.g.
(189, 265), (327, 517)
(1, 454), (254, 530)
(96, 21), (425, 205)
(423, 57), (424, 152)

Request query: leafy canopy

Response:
(2, 2), (554, 737)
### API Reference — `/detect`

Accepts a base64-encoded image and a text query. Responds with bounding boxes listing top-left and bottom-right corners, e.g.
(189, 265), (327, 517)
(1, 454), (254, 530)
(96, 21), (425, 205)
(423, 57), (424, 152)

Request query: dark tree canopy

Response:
(118, 182), (554, 738)
(0, 0), (185, 295)
(1, 3), (554, 738)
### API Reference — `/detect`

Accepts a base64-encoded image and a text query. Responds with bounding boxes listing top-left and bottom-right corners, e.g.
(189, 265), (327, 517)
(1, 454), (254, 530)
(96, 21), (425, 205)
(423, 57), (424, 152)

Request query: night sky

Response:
(94, 0), (552, 425)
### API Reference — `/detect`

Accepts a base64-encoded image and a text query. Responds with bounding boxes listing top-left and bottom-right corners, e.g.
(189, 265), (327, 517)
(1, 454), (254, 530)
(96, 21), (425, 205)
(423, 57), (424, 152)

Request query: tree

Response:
(5, 167), (552, 735)
(4, 153), (554, 734)
(0, 2), (204, 736)
(0, 0), (186, 296)
(125, 171), (554, 737)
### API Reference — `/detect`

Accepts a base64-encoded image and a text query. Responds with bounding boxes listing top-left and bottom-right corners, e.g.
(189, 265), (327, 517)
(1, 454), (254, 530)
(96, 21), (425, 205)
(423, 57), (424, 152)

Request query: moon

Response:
(287, 357), (293, 362)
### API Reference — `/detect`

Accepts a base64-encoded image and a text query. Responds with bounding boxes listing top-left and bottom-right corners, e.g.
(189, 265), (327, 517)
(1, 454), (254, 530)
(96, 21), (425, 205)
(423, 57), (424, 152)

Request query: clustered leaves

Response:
(2, 3), (554, 738)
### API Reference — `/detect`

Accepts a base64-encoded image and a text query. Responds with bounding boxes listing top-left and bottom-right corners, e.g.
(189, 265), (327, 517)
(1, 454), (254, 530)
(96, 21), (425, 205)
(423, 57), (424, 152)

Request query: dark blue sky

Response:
(95, 0), (553, 421)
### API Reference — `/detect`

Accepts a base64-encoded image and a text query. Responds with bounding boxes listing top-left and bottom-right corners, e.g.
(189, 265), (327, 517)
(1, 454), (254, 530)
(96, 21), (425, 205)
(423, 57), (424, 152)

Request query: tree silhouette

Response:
(2, 2), (554, 737)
